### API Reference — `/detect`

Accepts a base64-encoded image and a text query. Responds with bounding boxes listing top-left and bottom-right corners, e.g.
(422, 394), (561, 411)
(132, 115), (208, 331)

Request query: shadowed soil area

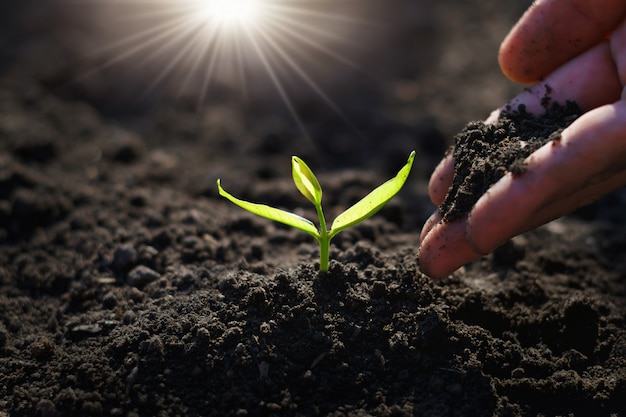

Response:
(1, 1), (626, 416)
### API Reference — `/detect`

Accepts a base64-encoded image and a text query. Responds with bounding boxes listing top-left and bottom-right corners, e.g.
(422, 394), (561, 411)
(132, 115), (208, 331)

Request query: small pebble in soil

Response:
(112, 244), (137, 272)
(126, 265), (160, 288)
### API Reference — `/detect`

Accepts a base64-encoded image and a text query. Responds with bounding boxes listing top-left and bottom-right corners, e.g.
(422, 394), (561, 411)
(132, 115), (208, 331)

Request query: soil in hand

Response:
(439, 97), (581, 222)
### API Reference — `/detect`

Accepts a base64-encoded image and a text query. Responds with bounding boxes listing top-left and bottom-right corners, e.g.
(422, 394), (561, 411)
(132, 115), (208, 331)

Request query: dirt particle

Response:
(112, 244), (137, 273)
(30, 336), (54, 360)
(36, 399), (57, 417)
(126, 265), (160, 288)
(102, 291), (118, 308)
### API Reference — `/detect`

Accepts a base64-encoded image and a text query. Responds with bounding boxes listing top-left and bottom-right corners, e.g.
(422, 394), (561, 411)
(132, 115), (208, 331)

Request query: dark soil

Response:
(2, 1), (626, 417)
(439, 98), (581, 222)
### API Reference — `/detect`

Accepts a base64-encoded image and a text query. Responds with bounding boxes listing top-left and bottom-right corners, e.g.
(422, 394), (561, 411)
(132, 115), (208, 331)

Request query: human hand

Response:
(418, 0), (626, 279)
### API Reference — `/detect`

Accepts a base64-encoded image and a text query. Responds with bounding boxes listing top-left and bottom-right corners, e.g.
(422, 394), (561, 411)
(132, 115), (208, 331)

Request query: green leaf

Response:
(329, 151), (415, 237)
(292, 156), (322, 206)
(217, 179), (320, 237)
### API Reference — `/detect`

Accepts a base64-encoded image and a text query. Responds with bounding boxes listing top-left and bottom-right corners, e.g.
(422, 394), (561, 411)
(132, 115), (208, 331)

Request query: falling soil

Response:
(439, 98), (581, 222)
(2, 1), (626, 417)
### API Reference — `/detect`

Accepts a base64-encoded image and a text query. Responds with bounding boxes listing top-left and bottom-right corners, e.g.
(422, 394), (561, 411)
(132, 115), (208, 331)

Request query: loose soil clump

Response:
(439, 98), (581, 221)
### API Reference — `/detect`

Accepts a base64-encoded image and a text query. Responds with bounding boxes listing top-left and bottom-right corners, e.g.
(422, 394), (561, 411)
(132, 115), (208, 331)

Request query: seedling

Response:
(217, 151), (415, 271)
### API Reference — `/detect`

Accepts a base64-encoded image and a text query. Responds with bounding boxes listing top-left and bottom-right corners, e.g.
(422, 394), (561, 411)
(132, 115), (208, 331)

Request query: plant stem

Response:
(318, 235), (330, 272)
(315, 203), (330, 272)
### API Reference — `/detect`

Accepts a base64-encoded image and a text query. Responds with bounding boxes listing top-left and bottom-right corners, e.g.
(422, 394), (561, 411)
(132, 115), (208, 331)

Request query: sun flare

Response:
(77, 0), (372, 135)
(197, 0), (264, 27)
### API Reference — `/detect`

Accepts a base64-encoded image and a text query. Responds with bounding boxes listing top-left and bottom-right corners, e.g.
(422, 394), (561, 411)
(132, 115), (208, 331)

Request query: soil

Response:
(2, 1), (626, 417)
(439, 98), (581, 222)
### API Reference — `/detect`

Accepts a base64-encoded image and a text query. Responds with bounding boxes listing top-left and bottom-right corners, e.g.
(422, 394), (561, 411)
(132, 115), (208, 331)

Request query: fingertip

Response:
(498, 32), (541, 85)
(420, 210), (442, 243)
(428, 155), (454, 206)
(497, 2), (549, 84)
(498, 0), (626, 84)
(418, 219), (484, 279)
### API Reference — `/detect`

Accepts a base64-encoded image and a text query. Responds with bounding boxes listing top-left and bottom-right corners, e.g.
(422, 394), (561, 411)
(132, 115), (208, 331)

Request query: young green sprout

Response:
(217, 151), (415, 272)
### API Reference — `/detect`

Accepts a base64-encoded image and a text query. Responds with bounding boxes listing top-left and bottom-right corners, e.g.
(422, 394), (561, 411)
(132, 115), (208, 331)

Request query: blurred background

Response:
(0, 0), (533, 187)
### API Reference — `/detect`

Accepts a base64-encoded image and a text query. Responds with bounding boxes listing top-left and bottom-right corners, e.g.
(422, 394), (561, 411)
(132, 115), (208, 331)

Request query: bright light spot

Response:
(196, 0), (264, 27)
(78, 0), (373, 138)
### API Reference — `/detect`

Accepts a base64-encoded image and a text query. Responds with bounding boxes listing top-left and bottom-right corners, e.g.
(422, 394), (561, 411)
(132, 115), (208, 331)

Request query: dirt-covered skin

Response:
(2, 1), (626, 416)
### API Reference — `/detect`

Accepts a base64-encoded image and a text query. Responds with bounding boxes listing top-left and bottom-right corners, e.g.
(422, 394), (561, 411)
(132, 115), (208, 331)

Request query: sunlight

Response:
(194, 0), (264, 28)
(76, 0), (373, 137)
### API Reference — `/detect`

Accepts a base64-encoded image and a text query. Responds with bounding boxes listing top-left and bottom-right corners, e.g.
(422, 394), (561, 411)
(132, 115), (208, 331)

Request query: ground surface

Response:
(2, 1), (626, 416)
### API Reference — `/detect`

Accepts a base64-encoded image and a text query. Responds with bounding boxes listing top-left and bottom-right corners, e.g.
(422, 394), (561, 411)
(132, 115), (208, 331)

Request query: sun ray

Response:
(254, 23), (360, 135)
(141, 24), (210, 97)
(263, 13), (362, 71)
(69, 0), (374, 136)
(246, 28), (311, 141)
(78, 11), (197, 81)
